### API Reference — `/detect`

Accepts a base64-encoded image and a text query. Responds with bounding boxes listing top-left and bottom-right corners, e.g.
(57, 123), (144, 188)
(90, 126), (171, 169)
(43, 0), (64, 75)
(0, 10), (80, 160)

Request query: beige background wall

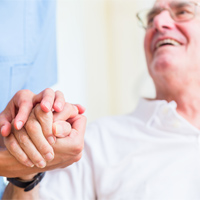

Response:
(52, 0), (155, 123)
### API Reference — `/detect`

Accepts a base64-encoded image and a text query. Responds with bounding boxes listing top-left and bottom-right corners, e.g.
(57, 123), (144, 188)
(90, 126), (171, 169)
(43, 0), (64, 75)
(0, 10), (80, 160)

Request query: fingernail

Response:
(1, 126), (5, 134)
(56, 102), (63, 110)
(44, 152), (54, 161)
(44, 102), (51, 111)
(55, 124), (63, 136)
(73, 105), (79, 113)
(16, 121), (23, 130)
(26, 160), (34, 168)
(37, 160), (46, 168)
(47, 136), (56, 145)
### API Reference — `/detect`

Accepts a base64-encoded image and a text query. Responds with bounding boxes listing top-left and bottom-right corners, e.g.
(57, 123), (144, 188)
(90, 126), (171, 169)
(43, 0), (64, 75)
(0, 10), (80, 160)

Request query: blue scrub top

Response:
(0, 0), (57, 112)
(0, 0), (57, 198)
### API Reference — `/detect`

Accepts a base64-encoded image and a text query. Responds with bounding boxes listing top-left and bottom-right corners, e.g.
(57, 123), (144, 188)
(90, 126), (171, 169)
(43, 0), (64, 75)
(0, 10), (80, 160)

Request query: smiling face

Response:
(144, 0), (200, 97)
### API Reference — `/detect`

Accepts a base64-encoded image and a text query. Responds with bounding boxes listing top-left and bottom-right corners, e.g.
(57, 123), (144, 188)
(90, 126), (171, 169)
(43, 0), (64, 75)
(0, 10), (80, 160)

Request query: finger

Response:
(0, 90), (34, 136)
(53, 103), (79, 122)
(34, 104), (56, 145)
(25, 110), (55, 163)
(67, 115), (87, 155)
(55, 115), (86, 154)
(4, 133), (34, 167)
(53, 90), (65, 112)
(33, 88), (55, 112)
(52, 121), (71, 138)
(13, 127), (48, 168)
(70, 115), (87, 137)
(0, 115), (12, 137)
(0, 104), (14, 137)
(74, 104), (86, 114)
(13, 90), (35, 130)
(13, 100), (34, 130)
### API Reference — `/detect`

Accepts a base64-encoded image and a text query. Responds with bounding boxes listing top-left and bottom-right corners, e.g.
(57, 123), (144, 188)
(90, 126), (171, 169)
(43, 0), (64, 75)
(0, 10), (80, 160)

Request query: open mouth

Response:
(155, 39), (181, 50)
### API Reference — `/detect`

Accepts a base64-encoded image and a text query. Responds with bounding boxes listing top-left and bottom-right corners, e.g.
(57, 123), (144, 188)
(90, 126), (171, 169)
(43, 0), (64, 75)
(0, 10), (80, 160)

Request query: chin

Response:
(149, 54), (178, 74)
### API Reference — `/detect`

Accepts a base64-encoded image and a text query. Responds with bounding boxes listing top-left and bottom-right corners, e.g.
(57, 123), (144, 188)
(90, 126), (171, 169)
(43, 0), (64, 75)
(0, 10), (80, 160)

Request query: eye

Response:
(176, 9), (190, 15)
(146, 8), (161, 28)
(172, 4), (194, 19)
(147, 16), (154, 26)
(147, 13), (157, 27)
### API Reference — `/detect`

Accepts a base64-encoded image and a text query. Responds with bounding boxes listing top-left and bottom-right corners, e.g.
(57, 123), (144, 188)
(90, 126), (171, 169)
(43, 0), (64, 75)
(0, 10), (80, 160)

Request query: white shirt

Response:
(40, 99), (200, 200)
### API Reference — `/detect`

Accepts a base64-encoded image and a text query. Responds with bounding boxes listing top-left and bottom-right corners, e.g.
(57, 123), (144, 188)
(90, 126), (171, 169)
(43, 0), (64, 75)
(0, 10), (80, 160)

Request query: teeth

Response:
(156, 39), (181, 49)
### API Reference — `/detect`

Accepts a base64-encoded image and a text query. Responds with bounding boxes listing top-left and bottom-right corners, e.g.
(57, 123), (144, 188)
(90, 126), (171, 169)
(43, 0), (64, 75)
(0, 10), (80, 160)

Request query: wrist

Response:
(19, 173), (38, 181)
(7, 172), (45, 192)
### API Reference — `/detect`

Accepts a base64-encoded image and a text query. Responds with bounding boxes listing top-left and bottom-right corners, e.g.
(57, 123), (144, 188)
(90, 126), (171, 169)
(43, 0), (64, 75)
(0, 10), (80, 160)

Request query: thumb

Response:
(74, 104), (86, 114)
(52, 121), (72, 138)
(0, 110), (12, 137)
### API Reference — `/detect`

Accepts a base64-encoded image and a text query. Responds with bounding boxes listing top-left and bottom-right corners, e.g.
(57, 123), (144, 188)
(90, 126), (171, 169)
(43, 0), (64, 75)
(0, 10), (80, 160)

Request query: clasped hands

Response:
(0, 89), (87, 179)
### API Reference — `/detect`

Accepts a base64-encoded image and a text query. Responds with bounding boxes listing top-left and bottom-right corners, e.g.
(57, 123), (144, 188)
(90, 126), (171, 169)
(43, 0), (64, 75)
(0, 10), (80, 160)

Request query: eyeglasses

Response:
(136, 1), (200, 29)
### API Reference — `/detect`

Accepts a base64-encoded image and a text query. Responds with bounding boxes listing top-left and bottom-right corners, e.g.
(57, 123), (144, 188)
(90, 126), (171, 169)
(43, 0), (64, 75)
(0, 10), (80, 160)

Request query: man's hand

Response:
(3, 103), (86, 169)
(0, 88), (65, 137)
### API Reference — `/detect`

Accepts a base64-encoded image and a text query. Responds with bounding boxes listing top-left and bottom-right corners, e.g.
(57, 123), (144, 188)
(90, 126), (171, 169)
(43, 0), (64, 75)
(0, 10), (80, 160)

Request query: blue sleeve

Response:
(0, 177), (6, 199)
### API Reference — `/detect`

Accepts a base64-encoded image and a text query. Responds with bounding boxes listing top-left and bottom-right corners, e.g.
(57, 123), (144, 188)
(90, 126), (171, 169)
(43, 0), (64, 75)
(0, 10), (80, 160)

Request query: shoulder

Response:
(85, 112), (145, 144)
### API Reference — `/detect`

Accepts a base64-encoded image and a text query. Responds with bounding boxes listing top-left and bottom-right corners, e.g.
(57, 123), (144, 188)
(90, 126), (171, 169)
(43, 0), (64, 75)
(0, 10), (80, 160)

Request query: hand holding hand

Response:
(0, 88), (65, 137)
(4, 102), (86, 170)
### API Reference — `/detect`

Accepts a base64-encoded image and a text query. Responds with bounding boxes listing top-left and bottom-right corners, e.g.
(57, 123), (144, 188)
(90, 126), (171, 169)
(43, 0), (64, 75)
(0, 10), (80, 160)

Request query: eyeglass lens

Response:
(141, 1), (196, 28)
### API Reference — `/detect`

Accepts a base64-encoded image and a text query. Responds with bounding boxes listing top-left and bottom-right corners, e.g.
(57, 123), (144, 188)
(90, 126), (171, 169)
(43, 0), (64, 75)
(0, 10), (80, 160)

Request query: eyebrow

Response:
(147, 1), (192, 18)
(170, 1), (191, 8)
(147, 7), (162, 19)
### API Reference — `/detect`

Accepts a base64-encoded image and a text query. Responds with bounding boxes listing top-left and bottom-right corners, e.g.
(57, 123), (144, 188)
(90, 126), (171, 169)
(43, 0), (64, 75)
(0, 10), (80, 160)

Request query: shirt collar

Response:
(133, 98), (200, 135)
(133, 98), (174, 124)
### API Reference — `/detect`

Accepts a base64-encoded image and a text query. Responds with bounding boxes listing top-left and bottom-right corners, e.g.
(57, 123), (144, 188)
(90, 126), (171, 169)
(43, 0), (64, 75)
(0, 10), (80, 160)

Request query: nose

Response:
(152, 10), (175, 32)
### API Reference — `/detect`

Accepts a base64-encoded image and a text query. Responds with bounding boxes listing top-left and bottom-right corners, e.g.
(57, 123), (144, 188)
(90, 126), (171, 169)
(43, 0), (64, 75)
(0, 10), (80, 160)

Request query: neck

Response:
(155, 86), (200, 129)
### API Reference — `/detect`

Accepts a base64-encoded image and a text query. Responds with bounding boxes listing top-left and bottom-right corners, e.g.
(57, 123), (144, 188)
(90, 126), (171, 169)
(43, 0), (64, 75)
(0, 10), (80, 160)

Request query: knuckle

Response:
(72, 142), (84, 155)
(19, 155), (29, 164)
(55, 90), (64, 97)
(31, 154), (43, 164)
(80, 115), (87, 122)
(19, 100), (33, 109)
(43, 88), (55, 100)
(64, 102), (70, 110)
(16, 89), (32, 97)
(15, 90), (22, 97)
(8, 140), (18, 152)
(34, 104), (41, 114)
(25, 120), (39, 132)
(8, 143), (28, 164)
(45, 111), (53, 118)
(15, 90), (24, 97)
(34, 104), (42, 116)
(22, 89), (32, 94)
(44, 88), (53, 94)
(18, 133), (30, 145)
(37, 111), (53, 124)
(38, 143), (52, 154)
(55, 90), (61, 94)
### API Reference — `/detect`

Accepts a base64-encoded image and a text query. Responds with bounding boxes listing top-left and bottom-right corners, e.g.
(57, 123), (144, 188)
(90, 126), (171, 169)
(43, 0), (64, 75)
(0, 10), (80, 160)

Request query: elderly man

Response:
(3, 0), (200, 199)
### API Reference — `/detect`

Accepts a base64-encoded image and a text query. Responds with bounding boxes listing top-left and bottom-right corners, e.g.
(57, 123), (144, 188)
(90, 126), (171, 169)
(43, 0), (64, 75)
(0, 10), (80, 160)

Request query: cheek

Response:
(180, 25), (200, 66)
(144, 30), (153, 65)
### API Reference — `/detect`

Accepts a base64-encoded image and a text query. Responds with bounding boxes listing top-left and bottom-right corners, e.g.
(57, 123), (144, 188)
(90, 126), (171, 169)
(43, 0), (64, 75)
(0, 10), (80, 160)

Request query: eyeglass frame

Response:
(136, 1), (200, 29)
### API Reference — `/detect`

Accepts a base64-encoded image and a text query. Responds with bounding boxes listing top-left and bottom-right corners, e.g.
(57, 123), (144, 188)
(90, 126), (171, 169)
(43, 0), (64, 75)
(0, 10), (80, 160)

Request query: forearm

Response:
(0, 149), (40, 177)
(2, 183), (39, 200)
(0, 146), (80, 177)
(0, 135), (5, 148)
(1, 150), (40, 199)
